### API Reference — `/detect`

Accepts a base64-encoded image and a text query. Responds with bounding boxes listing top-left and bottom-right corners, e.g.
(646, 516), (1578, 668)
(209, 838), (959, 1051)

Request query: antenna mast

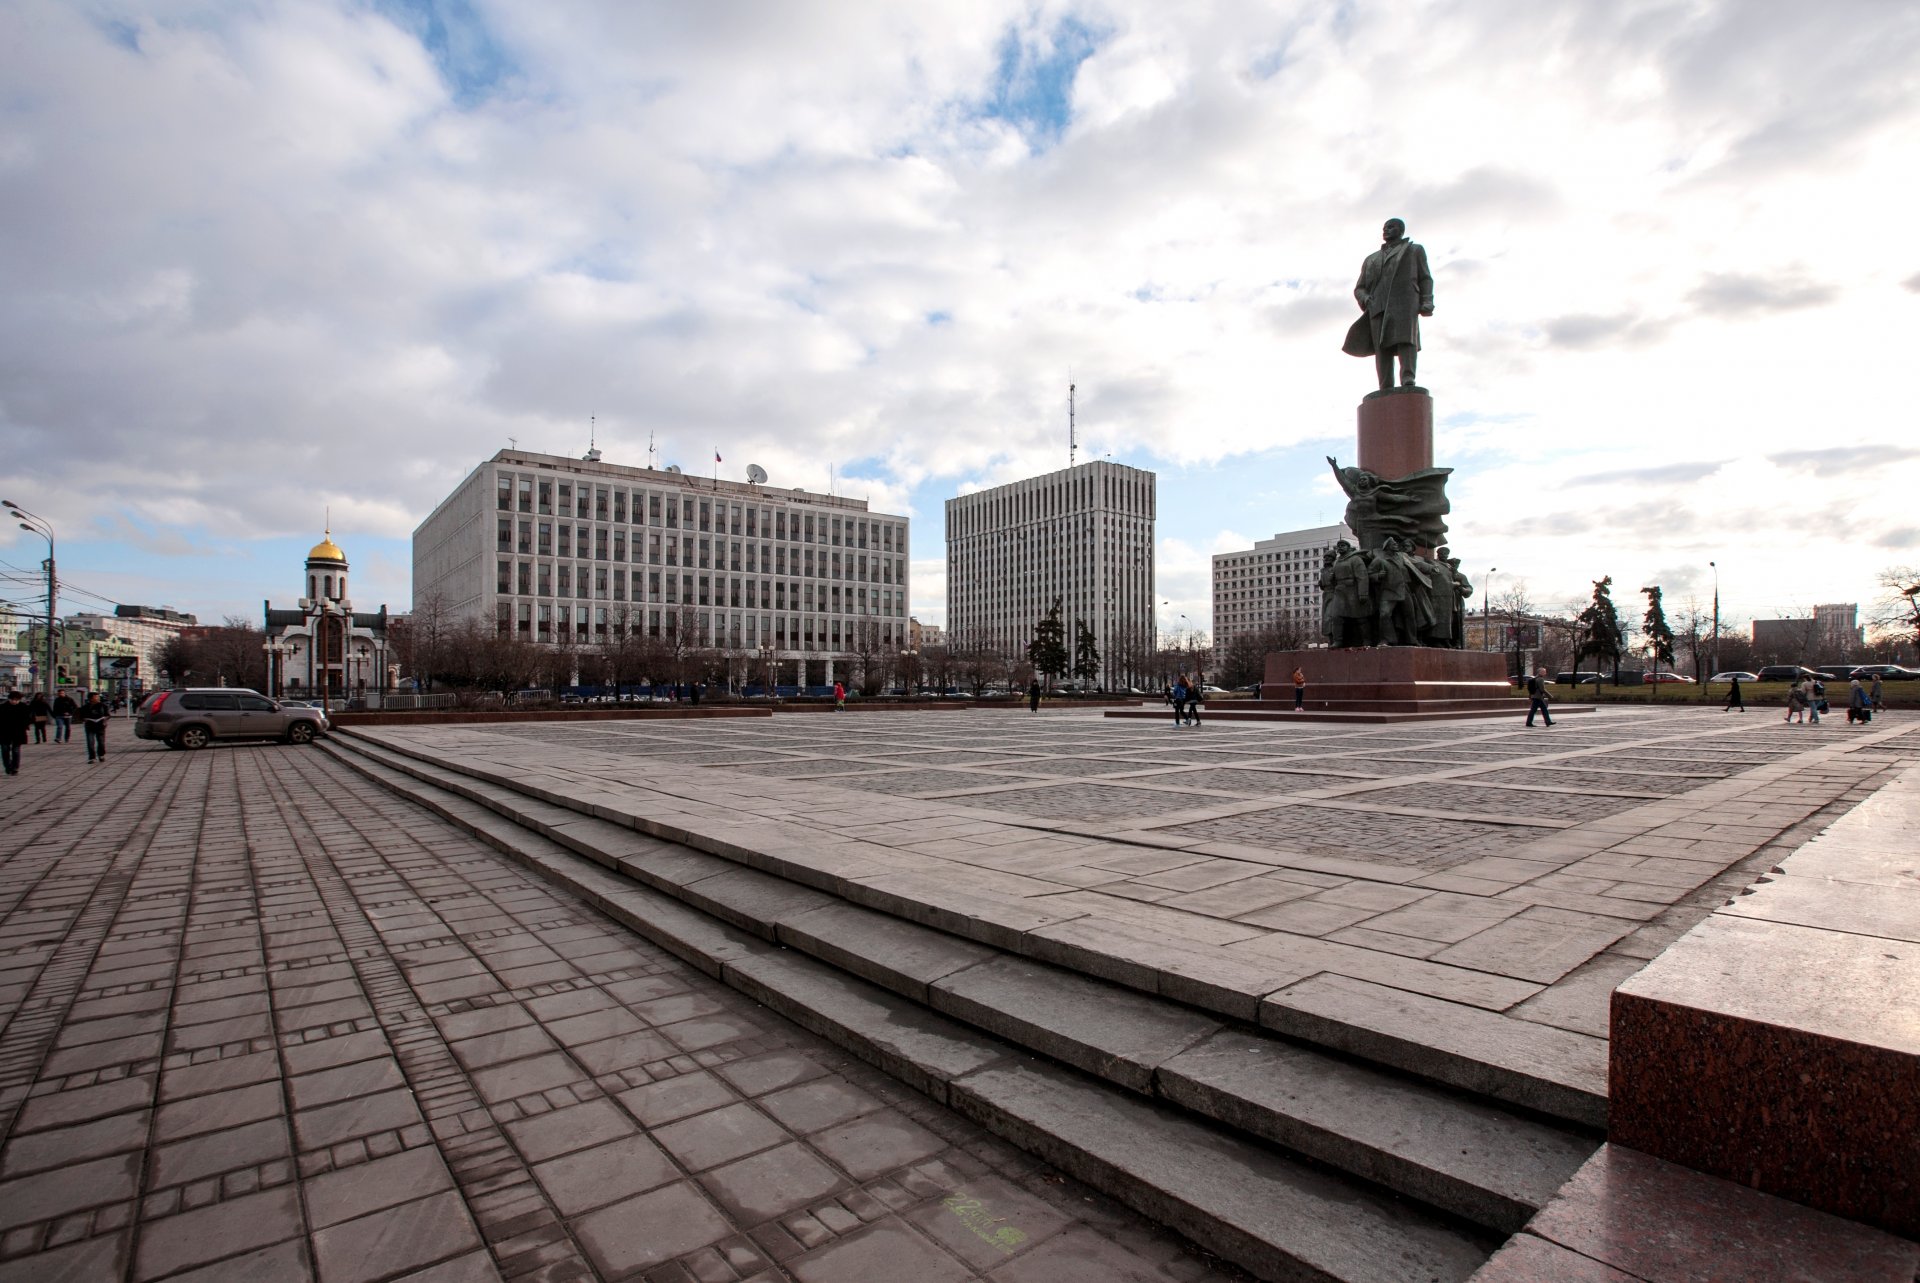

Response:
(1069, 382), (1077, 467)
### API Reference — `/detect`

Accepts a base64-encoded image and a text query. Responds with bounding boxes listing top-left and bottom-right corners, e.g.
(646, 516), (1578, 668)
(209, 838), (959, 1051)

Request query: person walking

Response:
(832, 680), (846, 712)
(1847, 677), (1870, 724)
(27, 692), (51, 744)
(1724, 674), (1744, 712)
(51, 690), (76, 741)
(1525, 665), (1554, 727)
(1871, 673), (1885, 712)
(1170, 674), (1190, 727)
(79, 692), (110, 762)
(0, 690), (30, 775)
(1185, 674), (1204, 728)
(1027, 679), (1041, 713)
(1808, 677), (1825, 724)
(1292, 667), (1307, 712)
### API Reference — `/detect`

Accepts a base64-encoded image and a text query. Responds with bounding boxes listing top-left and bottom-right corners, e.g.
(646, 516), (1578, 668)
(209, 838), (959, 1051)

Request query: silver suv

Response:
(135, 688), (329, 749)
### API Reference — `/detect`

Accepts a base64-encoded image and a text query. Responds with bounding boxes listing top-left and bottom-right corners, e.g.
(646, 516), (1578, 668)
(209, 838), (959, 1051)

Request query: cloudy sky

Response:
(3, 0), (1917, 643)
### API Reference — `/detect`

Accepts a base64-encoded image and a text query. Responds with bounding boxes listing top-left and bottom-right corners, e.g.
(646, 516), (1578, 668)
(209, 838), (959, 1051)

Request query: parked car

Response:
(1814, 664), (1860, 683)
(1706, 671), (1760, 683)
(1554, 671), (1606, 685)
(1643, 671), (1696, 684)
(134, 688), (329, 749)
(1850, 664), (1920, 681)
(1754, 665), (1821, 683)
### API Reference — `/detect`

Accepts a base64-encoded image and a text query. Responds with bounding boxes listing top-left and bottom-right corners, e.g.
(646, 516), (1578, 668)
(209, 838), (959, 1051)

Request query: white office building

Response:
(945, 461), (1155, 687)
(412, 450), (910, 686)
(1211, 523), (1353, 666)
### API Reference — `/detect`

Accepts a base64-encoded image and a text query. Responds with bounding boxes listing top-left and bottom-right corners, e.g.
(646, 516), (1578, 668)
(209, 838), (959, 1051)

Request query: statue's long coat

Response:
(1343, 239), (1433, 356)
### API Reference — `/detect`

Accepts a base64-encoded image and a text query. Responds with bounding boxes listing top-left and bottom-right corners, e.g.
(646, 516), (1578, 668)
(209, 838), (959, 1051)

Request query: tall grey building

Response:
(413, 450), (910, 686)
(1211, 523), (1352, 667)
(945, 461), (1155, 686)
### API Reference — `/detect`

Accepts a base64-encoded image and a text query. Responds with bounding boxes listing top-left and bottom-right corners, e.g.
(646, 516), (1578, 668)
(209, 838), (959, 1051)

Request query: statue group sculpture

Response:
(1319, 539), (1472, 649)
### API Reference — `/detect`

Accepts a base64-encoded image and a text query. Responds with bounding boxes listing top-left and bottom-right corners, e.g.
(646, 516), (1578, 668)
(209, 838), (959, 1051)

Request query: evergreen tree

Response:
(1072, 620), (1101, 685)
(1575, 576), (1626, 683)
(1027, 598), (1068, 687)
(1640, 585), (1675, 673)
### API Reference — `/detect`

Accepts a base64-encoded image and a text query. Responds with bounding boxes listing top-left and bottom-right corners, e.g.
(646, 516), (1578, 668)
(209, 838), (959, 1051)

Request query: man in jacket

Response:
(51, 690), (77, 742)
(0, 690), (30, 774)
(79, 692), (109, 762)
(1525, 666), (1554, 728)
(1343, 218), (1435, 392)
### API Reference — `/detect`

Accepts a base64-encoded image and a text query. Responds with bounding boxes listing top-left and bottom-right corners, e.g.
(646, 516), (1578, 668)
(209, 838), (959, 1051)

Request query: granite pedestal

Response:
(1358, 386), (1435, 480)
(1609, 764), (1920, 1237)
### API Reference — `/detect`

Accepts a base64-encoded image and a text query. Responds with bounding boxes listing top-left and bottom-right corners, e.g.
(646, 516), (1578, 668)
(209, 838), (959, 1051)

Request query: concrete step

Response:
(321, 736), (1501, 1283)
(323, 735), (1596, 1241)
(338, 727), (1610, 1130)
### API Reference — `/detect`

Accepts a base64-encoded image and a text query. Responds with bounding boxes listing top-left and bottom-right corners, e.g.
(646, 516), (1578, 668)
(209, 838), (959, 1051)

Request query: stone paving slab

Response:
(0, 738), (1254, 1283)
(349, 706), (1917, 1121)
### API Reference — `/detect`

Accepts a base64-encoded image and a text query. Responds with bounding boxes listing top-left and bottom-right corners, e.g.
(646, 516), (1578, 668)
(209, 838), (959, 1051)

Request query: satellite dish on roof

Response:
(664, 464), (682, 474)
(746, 464), (768, 484)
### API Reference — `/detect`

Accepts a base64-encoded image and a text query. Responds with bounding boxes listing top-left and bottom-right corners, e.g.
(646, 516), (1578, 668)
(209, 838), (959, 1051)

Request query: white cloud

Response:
(2, 0), (1917, 628)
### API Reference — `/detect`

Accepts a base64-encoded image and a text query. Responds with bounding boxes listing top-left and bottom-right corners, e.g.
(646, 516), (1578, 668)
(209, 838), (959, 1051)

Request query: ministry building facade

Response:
(945, 460), (1155, 687)
(413, 450), (910, 684)
(1211, 523), (1353, 667)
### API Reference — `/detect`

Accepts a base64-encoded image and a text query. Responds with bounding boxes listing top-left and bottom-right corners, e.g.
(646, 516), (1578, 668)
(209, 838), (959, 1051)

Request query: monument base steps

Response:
(318, 732), (1627, 1282)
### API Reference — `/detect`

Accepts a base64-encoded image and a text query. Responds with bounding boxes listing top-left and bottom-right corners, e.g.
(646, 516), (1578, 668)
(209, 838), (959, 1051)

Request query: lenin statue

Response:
(1343, 218), (1434, 392)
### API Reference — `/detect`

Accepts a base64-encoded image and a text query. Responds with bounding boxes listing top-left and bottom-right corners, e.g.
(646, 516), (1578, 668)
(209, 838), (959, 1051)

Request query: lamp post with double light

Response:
(4, 501), (55, 700)
(1708, 560), (1720, 679)
(1482, 568), (1498, 651)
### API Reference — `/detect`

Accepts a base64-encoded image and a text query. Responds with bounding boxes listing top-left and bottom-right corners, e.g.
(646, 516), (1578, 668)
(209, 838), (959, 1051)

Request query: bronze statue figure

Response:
(1342, 218), (1433, 392)
(1320, 540), (1373, 648)
(1326, 457), (1452, 553)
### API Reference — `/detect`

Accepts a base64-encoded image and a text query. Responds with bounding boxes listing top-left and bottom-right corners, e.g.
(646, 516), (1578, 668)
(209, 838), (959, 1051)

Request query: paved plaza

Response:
(0, 736), (1252, 1283)
(1, 705), (1914, 1282)
(355, 704), (1917, 1115)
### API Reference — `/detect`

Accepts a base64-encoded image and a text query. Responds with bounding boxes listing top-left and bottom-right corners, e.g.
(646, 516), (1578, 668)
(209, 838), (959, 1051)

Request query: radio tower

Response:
(1069, 382), (1077, 467)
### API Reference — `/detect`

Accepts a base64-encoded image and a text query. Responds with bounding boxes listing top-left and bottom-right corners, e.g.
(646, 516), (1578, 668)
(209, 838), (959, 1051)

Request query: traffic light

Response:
(56, 664), (69, 685)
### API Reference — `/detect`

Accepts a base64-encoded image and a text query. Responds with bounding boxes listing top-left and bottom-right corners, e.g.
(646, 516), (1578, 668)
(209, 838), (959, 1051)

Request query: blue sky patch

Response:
(374, 0), (515, 105)
(980, 16), (1105, 147)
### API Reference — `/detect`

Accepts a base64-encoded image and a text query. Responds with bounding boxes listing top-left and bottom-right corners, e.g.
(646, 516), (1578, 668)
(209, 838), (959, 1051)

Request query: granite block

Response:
(1611, 913), (1920, 1236)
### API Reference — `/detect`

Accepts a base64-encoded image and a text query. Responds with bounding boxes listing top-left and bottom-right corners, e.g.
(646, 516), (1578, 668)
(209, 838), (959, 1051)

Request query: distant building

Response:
(1210, 524), (1352, 667)
(909, 618), (944, 650)
(63, 605), (199, 695)
(945, 461), (1155, 687)
(262, 531), (391, 699)
(412, 449), (910, 687)
(1751, 604), (1863, 660)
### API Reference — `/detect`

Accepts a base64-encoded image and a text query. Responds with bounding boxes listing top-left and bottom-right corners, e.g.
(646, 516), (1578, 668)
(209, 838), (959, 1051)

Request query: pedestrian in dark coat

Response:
(1027, 679), (1041, 713)
(27, 692), (50, 743)
(0, 690), (30, 775)
(79, 692), (109, 762)
(1724, 675), (1744, 712)
(52, 691), (76, 742)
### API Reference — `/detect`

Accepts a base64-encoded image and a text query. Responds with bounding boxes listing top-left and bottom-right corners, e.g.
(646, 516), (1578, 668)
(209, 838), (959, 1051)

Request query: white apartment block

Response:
(1211, 523), (1353, 666)
(413, 450), (910, 683)
(945, 461), (1155, 686)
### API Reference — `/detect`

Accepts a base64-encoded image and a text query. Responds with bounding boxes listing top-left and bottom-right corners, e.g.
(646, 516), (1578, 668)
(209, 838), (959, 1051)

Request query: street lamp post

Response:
(1709, 560), (1720, 678)
(4, 501), (55, 700)
(1482, 568), (1498, 651)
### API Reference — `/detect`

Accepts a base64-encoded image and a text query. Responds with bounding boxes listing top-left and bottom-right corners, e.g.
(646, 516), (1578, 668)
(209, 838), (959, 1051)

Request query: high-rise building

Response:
(944, 461), (1155, 687)
(1210, 523), (1353, 666)
(413, 449), (910, 686)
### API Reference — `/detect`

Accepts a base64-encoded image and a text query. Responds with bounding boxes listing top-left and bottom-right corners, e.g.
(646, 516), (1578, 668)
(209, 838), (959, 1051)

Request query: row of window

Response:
(493, 523), (905, 583)
(493, 603), (904, 653)
(494, 563), (905, 616)
(496, 473), (903, 552)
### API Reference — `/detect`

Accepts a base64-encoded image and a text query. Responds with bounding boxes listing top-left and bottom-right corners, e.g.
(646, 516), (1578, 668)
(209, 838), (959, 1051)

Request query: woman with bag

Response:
(28, 692), (51, 744)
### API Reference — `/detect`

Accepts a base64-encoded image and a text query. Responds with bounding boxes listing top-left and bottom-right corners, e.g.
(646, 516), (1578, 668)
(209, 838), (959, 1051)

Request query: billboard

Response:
(1504, 623), (1543, 649)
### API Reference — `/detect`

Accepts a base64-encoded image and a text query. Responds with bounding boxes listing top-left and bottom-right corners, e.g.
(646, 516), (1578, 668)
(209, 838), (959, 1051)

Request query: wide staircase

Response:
(321, 730), (1608, 1283)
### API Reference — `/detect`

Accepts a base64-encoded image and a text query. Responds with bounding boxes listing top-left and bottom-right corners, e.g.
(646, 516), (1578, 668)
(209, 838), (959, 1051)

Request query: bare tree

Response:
(1868, 564), (1920, 657)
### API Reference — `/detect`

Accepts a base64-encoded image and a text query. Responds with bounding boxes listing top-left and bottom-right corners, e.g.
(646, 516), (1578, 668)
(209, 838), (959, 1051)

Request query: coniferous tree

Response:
(1027, 598), (1068, 687)
(1640, 586), (1676, 673)
(1072, 620), (1101, 685)
(1575, 576), (1626, 683)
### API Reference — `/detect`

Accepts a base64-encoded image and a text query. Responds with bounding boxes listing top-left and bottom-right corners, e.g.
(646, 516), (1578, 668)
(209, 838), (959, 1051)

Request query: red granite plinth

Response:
(1357, 387), (1433, 479)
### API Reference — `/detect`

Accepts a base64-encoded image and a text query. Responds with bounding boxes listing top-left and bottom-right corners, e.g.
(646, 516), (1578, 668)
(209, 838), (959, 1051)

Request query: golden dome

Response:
(306, 533), (346, 563)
